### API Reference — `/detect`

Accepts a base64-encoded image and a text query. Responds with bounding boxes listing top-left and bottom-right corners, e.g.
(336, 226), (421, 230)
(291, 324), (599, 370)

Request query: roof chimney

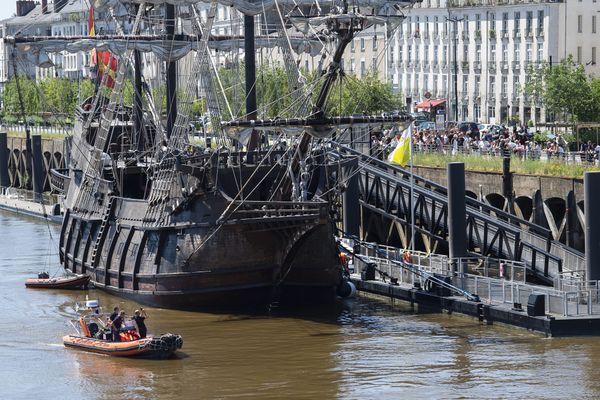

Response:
(16, 0), (36, 17)
(41, 0), (48, 14)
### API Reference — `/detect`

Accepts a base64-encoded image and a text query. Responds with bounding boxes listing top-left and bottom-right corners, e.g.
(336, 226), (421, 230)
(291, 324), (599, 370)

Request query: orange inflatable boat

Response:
(63, 332), (183, 359)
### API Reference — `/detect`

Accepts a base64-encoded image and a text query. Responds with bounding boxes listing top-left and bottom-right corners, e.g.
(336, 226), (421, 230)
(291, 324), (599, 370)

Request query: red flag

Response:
(88, 6), (116, 88)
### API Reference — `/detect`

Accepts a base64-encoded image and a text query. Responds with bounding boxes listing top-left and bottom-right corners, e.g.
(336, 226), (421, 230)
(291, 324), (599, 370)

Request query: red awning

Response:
(414, 99), (446, 109)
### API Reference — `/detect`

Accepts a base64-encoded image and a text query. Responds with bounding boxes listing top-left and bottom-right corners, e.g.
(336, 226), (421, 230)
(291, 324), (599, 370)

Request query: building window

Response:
(515, 45), (520, 61)
(443, 45), (448, 64)
(361, 38), (365, 51)
(489, 76), (495, 96)
(526, 43), (532, 62)
(594, 47), (598, 65)
(537, 43), (543, 61)
(351, 58), (355, 73)
(577, 46), (582, 63)
(373, 36), (378, 51)
(578, 15), (583, 33)
(502, 76), (508, 96)
(513, 76), (520, 95)
(433, 45), (438, 62)
(462, 75), (468, 94)
(372, 57), (377, 72)
(424, 74), (429, 91)
(433, 75), (438, 93)
(476, 14), (481, 31)
(351, 40), (355, 52)
(434, 16), (439, 34)
(361, 60), (366, 76)
(594, 16), (597, 34)
(490, 43), (496, 62)
(502, 43), (508, 62)
(502, 12), (509, 32)
(463, 44), (468, 61)
(515, 12), (520, 30)
(526, 11), (533, 33)
(424, 45), (429, 62)
(476, 44), (481, 62)
(538, 10), (544, 30)
(406, 74), (412, 93)
(474, 103), (481, 120)
(399, 45), (403, 62)
(488, 106), (496, 119)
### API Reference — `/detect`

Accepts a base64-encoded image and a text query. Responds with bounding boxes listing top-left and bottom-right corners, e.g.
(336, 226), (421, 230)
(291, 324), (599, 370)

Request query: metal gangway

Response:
(331, 142), (586, 284)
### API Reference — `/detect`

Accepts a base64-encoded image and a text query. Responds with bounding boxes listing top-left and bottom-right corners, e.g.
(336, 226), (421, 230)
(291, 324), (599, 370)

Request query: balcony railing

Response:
(536, 27), (544, 37)
(488, 61), (497, 70)
(473, 61), (482, 70)
(512, 61), (521, 70)
(513, 29), (521, 39)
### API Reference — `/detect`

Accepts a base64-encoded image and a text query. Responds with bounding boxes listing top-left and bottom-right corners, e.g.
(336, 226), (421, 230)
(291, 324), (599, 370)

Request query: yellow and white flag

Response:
(387, 124), (412, 166)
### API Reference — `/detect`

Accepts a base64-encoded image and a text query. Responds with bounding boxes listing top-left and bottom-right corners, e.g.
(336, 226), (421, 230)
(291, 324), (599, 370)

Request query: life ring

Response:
(403, 251), (412, 264)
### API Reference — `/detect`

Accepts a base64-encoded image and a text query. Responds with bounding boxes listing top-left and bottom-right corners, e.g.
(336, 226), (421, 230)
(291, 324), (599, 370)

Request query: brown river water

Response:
(2, 209), (600, 399)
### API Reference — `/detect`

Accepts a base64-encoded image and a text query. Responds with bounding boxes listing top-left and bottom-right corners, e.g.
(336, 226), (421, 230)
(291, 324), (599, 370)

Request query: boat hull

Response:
(25, 275), (90, 289)
(60, 197), (342, 310)
(63, 333), (183, 359)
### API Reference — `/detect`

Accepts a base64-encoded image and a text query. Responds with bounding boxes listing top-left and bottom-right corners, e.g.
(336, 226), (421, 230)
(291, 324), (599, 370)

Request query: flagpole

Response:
(409, 123), (415, 255)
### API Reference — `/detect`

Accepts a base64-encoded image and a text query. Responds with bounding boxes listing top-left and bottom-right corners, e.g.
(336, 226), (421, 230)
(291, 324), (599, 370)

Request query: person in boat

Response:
(111, 310), (125, 342)
(132, 308), (148, 339)
(108, 306), (120, 341)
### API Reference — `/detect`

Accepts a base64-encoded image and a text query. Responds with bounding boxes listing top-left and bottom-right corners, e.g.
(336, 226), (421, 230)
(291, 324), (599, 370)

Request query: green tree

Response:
(2, 75), (40, 116)
(524, 56), (600, 123)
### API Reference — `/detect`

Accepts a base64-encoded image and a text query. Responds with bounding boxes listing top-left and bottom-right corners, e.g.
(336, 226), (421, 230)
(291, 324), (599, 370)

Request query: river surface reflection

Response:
(1, 210), (599, 399)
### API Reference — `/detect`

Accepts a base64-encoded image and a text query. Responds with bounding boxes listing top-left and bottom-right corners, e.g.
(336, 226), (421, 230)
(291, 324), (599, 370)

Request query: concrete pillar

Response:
(447, 162), (468, 264)
(585, 172), (600, 281)
(31, 135), (44, 196)
(343, 158), (360, 238)
(63, 136), (72, 168)
(0, 132), (9, 188)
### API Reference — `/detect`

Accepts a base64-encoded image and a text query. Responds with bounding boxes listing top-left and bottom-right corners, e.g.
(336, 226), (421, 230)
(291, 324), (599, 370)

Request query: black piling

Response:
(502, 156), (513, 211)
(447, 162), (468, 269)
(585, 172), (600, 281)
(566, 190), (576, 248)
(31, 135), (44, 198)
(343, 158), (360, 237)
(0, 132), (9, 188)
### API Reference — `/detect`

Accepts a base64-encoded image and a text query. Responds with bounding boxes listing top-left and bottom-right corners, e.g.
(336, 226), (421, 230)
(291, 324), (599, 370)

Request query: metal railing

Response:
(410, 143), (600, 166)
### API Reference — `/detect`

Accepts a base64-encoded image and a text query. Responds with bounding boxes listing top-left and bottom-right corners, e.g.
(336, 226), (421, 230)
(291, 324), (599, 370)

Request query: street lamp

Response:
(446, 15), (463, 122)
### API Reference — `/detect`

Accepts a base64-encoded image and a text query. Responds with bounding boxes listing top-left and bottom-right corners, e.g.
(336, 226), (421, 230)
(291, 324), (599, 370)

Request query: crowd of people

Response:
(370, 122), (600, 164)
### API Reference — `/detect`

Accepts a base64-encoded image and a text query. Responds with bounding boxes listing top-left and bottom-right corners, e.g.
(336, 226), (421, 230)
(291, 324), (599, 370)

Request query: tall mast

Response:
(244, 14), (259, 151)
(133, 4), (144, 151)
(134, 49), (144, 151)
(165, 3), (177, 139)
(11, 51), (32, 189)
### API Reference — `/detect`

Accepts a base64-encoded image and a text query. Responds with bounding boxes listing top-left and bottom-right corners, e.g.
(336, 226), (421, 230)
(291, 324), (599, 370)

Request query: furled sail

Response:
(8, 35), (325, 65)
(93, 0), (417, 16)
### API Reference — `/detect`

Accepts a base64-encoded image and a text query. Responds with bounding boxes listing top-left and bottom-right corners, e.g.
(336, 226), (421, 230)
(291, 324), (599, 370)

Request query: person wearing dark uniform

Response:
(109, 306), (120, 342)
(111, 311), (125, 342)
(133, 308), (148, 338)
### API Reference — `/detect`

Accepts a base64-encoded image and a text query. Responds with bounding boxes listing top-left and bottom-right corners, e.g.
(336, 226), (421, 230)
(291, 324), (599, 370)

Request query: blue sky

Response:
(0, 5), (15, 22)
